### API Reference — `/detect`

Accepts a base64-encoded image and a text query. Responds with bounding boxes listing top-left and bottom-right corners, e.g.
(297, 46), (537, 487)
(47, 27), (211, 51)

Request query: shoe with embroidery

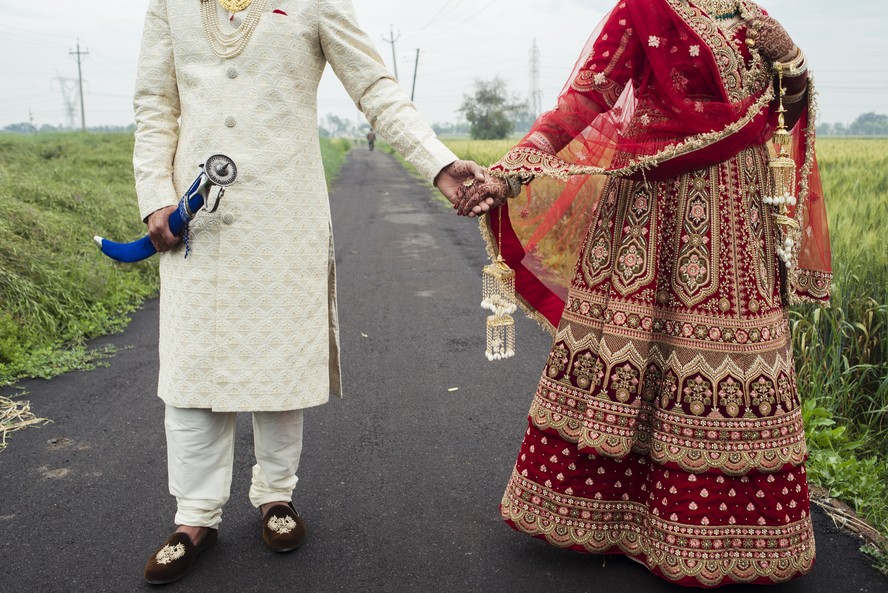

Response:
(143, 528), (218, 585)
(261, 502), (306, 552)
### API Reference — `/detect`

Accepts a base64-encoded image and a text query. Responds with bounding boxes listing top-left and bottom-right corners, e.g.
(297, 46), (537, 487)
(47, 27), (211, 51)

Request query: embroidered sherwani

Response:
(134, 0), (456, 412)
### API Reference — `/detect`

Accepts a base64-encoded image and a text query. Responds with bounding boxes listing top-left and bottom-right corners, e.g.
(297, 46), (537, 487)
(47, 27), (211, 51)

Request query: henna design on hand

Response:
(754, 16), (795, 61)
(456, 177), (509, 217)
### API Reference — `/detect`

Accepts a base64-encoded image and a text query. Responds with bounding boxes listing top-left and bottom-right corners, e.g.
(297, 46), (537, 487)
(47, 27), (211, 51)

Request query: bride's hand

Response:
(751, 15), (796, 62)
(456, 177), (510, 217)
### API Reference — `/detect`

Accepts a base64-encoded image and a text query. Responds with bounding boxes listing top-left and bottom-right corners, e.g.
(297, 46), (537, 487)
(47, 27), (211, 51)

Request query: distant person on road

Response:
(133, 0), (484, 585)
(367, 129), (377, 151)
(456, 0), (831, 587)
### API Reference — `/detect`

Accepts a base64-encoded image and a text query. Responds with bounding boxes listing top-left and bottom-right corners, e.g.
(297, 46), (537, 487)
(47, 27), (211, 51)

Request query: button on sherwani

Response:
(134, 0), (457, 412)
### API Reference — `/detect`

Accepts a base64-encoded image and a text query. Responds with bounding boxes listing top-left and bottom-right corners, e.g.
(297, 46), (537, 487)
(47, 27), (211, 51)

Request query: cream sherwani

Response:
(134, 0), (457, 412)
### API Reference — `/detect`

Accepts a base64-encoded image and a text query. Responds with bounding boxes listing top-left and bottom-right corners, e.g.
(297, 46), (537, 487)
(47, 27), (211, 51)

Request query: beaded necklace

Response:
(692, 0), (741, 19)
(200, 0), (266, 59)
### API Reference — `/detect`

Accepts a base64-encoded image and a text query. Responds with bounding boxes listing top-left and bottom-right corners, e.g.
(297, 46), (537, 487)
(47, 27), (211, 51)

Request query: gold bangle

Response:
(774, 48), (807, 77)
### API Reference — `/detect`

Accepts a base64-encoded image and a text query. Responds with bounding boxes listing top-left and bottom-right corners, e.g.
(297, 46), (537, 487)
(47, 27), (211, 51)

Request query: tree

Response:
(458, 77), (522, 140)
(849, 112), (888, 136)
(320, 113), (356, 138)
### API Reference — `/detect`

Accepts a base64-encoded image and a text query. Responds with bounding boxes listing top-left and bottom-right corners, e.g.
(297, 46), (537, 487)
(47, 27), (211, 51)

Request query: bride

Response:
(458, 0), (831, 586)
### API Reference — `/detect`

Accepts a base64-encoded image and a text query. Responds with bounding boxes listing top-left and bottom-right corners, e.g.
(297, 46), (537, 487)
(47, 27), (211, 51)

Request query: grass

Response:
(0, 133), (351, 387)
(442, 136), (888, 572)
(0, 133), (158, 384)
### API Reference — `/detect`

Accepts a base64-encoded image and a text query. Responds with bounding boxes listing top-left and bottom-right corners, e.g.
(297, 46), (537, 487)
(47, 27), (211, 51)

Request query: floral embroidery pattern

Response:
(155, 543), (186, 565)
(614, 184), (657, 294)
(267, 515), (298, 535)
(673, 169), (720, 306)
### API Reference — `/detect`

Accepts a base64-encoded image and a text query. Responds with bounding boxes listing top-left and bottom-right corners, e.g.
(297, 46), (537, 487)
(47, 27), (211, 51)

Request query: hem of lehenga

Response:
(501, 474), (816, 587)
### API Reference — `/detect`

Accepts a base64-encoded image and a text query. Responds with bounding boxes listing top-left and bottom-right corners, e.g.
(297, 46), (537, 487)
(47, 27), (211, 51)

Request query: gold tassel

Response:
(766, 64), (800, 268)
(482, 207), (517, 361)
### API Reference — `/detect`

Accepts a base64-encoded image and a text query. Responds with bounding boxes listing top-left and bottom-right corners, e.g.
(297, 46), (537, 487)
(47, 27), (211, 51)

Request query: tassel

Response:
(766, 65), (800, 268)
(486, 314), (516, 361)
(482, 255), (517, 316)
(482, 209), (517, 361)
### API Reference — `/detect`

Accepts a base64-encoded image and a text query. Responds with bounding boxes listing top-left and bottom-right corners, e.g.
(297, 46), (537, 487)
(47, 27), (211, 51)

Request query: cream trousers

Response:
(164, 405), (304, 529)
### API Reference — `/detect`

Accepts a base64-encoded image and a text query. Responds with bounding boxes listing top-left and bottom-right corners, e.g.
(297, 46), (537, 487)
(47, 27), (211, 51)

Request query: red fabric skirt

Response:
(500, 145), (815, 587)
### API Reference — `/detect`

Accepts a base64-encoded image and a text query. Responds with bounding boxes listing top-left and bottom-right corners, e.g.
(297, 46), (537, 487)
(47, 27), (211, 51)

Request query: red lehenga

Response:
(484, 0), (831, 587)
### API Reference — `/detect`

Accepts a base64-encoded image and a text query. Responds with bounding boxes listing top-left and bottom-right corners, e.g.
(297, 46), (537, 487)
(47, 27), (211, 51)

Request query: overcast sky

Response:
(1, 0), (885, 130)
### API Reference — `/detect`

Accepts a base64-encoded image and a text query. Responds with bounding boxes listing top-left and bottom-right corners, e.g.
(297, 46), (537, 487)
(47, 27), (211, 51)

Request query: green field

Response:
(442, 137), (888, 568)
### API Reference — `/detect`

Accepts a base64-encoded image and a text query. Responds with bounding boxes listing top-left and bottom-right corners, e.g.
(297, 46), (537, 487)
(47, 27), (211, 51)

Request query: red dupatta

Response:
(485, 0), (831, 333)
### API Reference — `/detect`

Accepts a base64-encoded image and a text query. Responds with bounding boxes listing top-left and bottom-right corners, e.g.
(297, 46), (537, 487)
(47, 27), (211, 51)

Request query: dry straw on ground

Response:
(0, 396), (48, 452)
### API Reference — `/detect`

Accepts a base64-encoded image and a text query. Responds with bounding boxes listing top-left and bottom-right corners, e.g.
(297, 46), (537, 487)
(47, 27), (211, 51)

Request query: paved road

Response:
(1, 149), (885, 593)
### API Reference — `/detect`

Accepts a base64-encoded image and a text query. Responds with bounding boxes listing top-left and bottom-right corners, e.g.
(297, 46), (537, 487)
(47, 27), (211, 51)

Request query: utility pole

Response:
(382, 25), (400, 80)
(28, 109), (36, 134)
(529, 38), (542, 117)
(410, 48), (420, 102)
(69, 39), (89, 131)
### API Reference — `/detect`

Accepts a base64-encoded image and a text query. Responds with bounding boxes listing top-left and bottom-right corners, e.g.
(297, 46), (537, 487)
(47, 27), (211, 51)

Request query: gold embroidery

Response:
(489, 86), (774, 183)
(527, 324), (805, 475)
(573, 26), (637, 108)
(739, 146), (778, 304)
(668, 0), (768, 102)
(267, 515), (298, 535)
(581, 181), (619, 287)
(794, 269), (831, 301)
(155, 543), (186, 565)
(501, 471), (816, 586)
(672, 168), (720, 306)
(614, 183), (658, 295)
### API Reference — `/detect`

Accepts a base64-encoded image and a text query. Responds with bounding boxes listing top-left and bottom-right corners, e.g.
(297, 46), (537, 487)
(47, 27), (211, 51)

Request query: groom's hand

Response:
(434, 160), (487, 205)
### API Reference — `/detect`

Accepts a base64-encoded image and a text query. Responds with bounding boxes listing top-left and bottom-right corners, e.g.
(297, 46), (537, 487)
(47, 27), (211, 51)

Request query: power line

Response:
(418, 0), (498, 40)
(410, 0), (466, 35)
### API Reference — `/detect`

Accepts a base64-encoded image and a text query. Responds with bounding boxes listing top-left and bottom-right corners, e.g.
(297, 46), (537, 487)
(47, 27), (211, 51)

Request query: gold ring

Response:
(463, 178), (476, 188)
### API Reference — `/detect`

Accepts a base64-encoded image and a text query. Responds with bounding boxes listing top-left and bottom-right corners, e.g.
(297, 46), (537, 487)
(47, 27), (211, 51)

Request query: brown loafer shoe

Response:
(144, 528), (218, 585)
(261, 502), (306, 552)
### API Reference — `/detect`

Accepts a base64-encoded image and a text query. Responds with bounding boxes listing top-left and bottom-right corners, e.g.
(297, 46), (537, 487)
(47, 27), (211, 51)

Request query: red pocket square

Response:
(273, 9), (288, 15)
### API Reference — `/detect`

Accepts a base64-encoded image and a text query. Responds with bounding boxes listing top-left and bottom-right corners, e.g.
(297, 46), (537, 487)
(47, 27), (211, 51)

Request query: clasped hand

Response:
(434, 160), (510, 218)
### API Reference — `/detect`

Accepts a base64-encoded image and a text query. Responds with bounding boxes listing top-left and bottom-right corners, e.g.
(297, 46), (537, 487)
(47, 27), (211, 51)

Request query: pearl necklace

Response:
(200, 0), (266, 59)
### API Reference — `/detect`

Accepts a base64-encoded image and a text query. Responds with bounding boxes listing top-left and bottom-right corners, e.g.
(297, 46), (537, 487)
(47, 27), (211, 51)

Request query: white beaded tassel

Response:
(486, 315), (516, 361)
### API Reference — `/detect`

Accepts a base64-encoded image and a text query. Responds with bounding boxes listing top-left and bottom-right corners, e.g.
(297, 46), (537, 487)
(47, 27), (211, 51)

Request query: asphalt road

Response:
(1, 149), (885, 593)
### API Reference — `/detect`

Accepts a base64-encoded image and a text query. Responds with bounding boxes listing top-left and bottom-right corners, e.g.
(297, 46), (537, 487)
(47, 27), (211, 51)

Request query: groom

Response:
(134, 0), (485, 584)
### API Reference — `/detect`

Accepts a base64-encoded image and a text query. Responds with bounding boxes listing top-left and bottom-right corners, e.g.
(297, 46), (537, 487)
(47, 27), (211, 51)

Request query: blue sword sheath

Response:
(94, 155), (236, 263)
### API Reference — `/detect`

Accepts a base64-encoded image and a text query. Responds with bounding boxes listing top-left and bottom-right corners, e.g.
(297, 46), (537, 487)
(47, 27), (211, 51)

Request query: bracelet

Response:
(505, 176), (523, 199)
(774, 48), (807, 77)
